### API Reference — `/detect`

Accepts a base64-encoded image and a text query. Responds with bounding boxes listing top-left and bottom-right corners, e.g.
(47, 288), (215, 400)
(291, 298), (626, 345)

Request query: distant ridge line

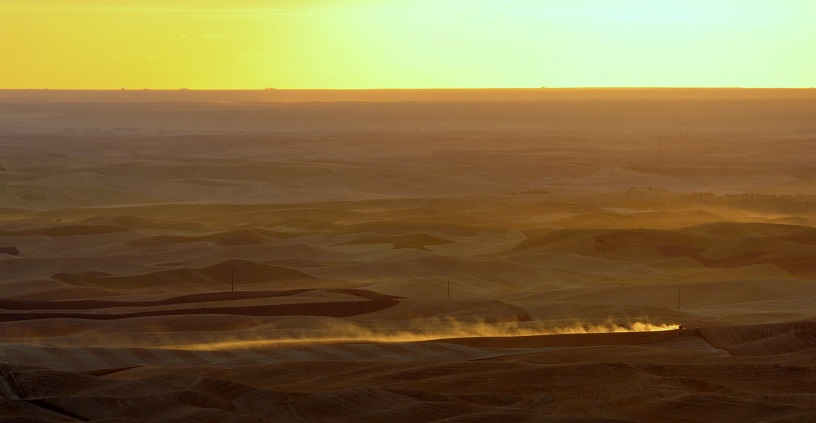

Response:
(1, 87), (814, 103)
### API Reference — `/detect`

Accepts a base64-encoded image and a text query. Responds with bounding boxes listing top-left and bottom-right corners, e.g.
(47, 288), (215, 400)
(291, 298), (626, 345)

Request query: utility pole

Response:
(677, 286), (681, 310)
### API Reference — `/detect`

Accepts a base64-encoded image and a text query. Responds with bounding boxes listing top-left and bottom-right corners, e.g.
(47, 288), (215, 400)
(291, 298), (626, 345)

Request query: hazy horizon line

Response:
(2, 86), (815, 92)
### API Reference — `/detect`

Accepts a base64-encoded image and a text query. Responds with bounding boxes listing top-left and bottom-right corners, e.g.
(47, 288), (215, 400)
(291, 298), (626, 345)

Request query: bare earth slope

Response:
(1, 89), (815, 422)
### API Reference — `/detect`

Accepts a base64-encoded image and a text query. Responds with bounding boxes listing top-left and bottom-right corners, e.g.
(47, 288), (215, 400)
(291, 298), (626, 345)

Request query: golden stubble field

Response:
(1, 89), (815, 422)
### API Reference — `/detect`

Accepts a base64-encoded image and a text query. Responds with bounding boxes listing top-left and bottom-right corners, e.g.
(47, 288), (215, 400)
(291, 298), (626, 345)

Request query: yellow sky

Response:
(1, 0), (814, 89)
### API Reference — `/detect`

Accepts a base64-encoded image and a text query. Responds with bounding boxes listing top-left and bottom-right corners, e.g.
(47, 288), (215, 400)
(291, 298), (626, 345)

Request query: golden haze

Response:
(1, 89), (815, 422)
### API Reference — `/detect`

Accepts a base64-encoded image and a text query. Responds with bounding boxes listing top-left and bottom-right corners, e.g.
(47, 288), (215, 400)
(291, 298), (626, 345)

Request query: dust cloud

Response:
(164, 318), (681, 351)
